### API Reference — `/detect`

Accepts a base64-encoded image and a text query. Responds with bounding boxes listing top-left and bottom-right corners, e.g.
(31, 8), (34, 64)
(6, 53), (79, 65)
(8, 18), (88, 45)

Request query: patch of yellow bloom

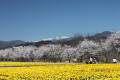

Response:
(0, 62), (119, 80)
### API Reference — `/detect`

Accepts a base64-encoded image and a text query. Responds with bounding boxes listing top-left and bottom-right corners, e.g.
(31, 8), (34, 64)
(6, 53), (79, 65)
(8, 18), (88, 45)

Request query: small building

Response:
(72, 58), (77, 62)
(112, 59), (118, 63)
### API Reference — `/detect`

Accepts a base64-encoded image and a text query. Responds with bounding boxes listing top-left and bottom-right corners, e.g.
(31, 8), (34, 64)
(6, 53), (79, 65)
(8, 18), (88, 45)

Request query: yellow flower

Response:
(0, 62), (119, 80)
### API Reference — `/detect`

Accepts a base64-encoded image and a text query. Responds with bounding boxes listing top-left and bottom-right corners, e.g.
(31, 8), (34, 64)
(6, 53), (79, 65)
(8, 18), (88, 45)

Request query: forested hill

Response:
(0, 40), (25, 49)
(17, 31), (112, 47)
(0, 31), (112, 49)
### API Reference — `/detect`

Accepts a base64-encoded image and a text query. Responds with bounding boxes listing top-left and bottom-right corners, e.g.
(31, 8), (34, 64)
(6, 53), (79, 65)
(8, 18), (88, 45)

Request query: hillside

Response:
(17, 31), (112, 47)
(0, 40), (25, 49)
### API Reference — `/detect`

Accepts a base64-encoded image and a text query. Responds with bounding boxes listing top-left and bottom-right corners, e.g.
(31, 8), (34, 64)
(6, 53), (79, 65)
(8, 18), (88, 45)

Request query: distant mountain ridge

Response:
(95, 31), (112, 37)
(0, 31), (112, 49)
(0, 40), (25, 49)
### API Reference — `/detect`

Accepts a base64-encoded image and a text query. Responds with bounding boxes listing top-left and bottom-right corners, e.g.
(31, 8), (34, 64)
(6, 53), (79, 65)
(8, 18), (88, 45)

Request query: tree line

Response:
(0, 31), (120, 63)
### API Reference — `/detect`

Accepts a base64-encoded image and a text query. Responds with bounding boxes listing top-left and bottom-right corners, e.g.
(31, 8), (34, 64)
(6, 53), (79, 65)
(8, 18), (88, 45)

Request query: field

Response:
(0, 62), (120, 80)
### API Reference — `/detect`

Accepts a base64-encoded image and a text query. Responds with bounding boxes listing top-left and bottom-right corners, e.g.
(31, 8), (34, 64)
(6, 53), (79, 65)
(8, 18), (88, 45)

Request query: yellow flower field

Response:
(0, 62), (120, 80)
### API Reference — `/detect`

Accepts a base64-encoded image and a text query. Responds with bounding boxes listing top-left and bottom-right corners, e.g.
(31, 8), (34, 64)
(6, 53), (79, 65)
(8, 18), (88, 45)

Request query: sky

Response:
(0, 0), (120, 41)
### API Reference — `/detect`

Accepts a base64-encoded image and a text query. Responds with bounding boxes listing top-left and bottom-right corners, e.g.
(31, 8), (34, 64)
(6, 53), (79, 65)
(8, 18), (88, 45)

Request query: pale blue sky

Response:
(0, 0), (120, 41)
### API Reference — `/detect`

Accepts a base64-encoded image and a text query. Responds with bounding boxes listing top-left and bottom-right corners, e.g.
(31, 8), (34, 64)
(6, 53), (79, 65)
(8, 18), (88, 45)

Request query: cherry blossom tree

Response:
(102, 32), (120, 62)
(77, 39), (103, 62)
(44, 44), (64, 62)
(62, 46), (79, 62)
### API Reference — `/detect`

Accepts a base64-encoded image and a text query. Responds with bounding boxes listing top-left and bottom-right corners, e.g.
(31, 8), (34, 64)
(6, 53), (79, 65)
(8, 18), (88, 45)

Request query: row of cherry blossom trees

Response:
(0, 32), (120, 62)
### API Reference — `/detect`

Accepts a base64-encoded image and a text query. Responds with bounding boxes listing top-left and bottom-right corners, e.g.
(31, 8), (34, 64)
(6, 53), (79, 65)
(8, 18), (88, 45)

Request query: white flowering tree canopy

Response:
(62, 47), (79, 59)
(77, 39), (102, 55)
(104, 32), (120, 52)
